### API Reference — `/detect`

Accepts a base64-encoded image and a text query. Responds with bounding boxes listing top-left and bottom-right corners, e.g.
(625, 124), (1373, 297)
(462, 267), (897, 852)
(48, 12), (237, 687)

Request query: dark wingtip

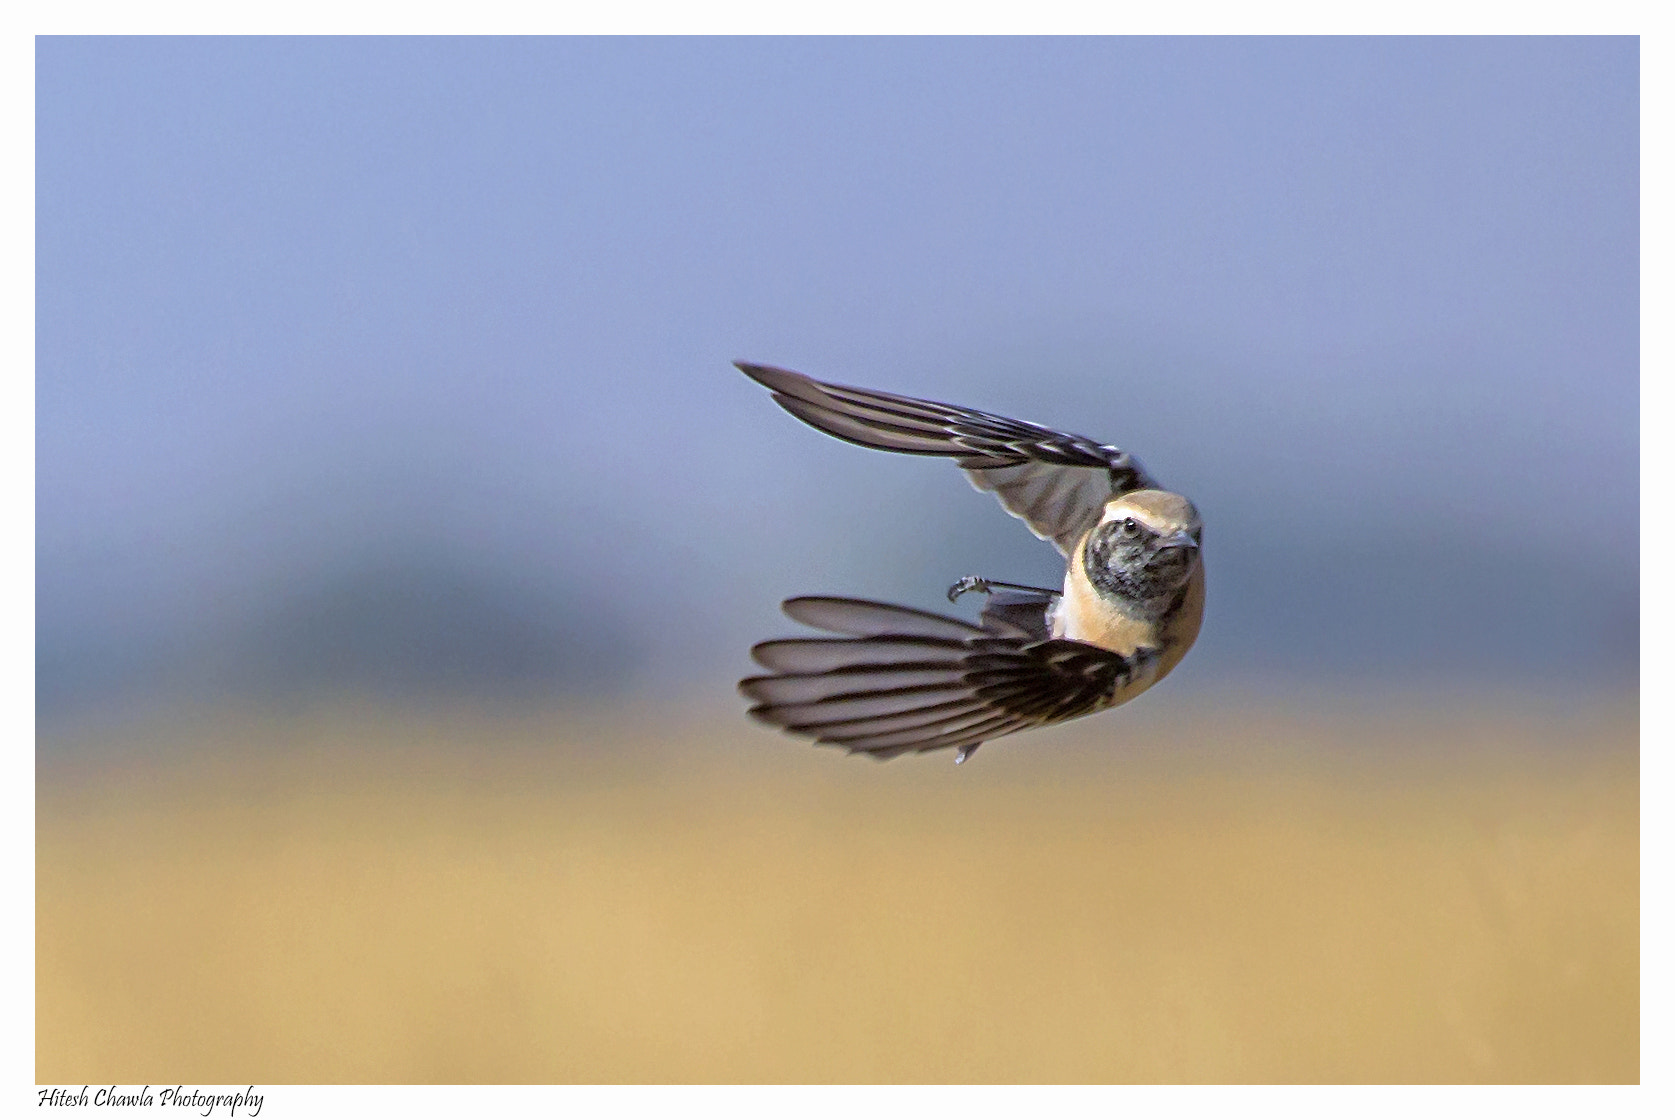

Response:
(735, 361), (804, 390)
(745, 638), (787, 671)
(737, 363), (844, 410)
(737, 362), (827, 407)
(738, 675), (777, 703)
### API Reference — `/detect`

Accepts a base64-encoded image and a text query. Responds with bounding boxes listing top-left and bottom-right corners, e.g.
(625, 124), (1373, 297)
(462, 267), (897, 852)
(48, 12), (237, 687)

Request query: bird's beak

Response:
(1155, 530), (1199, 554)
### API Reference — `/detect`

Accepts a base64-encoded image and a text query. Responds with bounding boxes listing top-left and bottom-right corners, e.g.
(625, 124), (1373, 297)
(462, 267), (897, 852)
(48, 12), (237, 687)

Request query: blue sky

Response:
(36, 37), (1638, 717)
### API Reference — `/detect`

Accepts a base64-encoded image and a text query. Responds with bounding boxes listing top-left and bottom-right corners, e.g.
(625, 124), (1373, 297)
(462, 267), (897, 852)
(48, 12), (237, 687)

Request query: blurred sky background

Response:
(35, 36), (1638, 729)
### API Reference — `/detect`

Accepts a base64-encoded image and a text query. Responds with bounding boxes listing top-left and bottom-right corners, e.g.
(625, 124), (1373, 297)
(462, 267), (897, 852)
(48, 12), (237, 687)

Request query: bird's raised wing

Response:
(738, 362), (1158, 556)
(739, 597), (1149, 762)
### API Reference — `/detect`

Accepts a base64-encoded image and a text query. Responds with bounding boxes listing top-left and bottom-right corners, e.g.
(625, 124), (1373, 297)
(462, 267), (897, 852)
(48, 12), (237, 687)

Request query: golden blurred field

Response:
(36, 696), (1638, 1083)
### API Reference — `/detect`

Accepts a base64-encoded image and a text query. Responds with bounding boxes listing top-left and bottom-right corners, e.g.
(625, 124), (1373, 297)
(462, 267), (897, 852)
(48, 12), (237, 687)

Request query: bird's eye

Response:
(1120, 517), (1140, 537)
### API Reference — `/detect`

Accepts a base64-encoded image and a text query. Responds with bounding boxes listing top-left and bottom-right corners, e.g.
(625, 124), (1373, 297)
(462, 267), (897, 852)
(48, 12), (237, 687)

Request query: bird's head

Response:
(1083, 490), (1202, 610)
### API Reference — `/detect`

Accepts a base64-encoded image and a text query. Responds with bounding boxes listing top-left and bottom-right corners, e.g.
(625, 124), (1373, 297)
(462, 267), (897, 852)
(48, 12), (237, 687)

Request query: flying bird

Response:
(737, 363), (1203, 764)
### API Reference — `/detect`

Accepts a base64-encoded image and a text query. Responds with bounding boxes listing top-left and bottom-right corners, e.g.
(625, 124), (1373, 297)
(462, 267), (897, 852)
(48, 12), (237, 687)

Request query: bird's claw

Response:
(948, 575), (989, 602)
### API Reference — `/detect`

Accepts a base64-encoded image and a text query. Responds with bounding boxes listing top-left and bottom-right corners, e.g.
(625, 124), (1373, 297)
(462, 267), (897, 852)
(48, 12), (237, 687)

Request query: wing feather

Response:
(740, 669), (964, 703)
(754, 682), (978, 717)
(739, 362), (1158, 555)
(780, 696), (991, 736)
(780, 595), (987, 640)
(751, 635), (970, 674)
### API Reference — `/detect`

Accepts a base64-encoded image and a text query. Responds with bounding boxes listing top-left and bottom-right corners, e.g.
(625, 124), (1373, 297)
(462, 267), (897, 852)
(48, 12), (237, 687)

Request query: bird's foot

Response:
(948, 575), (1061, 603)
(955, 745), (980, 765)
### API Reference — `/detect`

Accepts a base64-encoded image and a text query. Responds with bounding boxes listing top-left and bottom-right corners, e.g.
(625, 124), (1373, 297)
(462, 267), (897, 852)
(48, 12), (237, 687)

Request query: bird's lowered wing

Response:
(738, 362), (1158, 556)
(740, 597), (1148, 762)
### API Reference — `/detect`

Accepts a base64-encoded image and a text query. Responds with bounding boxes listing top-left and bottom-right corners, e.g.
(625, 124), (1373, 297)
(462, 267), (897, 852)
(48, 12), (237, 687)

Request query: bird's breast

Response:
(1054, 551), (1160, 656)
